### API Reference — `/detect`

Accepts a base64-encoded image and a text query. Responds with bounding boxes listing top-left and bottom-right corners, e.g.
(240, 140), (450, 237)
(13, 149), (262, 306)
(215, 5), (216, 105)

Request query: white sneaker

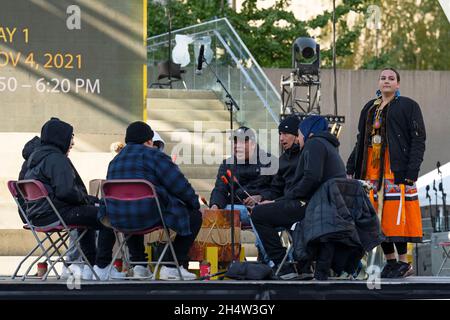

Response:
(132, 265), (152, 279)
(81, 265), (94, 280)
(159, 266), (197, 280)
(92, 265), (126, 281)
(61, 264), (82, 280)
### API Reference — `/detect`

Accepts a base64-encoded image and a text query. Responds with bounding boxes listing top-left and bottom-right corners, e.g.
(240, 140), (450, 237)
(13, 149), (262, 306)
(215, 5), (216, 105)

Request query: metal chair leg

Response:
(437, 247), (450, 276)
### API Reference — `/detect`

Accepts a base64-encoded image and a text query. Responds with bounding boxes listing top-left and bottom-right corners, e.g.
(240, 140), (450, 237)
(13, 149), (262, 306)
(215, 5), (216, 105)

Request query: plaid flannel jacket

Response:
(100, 143), (199, 235)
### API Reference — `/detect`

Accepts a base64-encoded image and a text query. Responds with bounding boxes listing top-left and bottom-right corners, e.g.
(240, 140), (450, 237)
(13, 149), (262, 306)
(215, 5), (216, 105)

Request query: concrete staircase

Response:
(148, 89), (240, 200)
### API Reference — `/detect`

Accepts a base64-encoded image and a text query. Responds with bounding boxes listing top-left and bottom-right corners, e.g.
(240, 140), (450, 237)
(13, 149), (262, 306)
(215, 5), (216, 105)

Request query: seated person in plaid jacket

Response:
(102, 121), (202, 280)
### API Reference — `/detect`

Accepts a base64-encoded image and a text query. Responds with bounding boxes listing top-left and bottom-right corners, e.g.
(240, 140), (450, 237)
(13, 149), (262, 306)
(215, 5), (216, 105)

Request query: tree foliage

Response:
(358, 0), (450, 70)
(148, 0), (366, 68)
(148, 0), (450, 70)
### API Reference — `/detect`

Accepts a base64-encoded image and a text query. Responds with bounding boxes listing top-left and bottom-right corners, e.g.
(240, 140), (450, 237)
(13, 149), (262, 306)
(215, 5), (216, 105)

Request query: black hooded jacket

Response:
(16, 136), (41, 223)
(260, 143), (301, 201)
(279, 131), (347, 201)
(209, 147), (275, 209)
(24, 119), (92, 226)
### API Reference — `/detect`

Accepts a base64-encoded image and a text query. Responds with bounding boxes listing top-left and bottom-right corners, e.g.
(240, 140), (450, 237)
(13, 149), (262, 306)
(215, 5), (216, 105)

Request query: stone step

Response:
(178, 166), (219, 179)
(0, 229), (39, 256)
(190, 179), (215, 194)
(148, 98), (226, 111)
(149, 109), (231, 122)
(0, 202), (23, 229)
(150, 120), (233, 132)
(173, 155), (229, 167)
(164, 140), (232, 152)
(148, 89), (219, 100)
(155, 131), (238, 146)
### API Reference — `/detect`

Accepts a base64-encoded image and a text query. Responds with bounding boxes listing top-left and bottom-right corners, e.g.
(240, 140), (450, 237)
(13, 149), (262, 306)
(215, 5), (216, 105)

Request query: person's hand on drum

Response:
(210, 204), (219, 210)
(243, 195), (262, 207)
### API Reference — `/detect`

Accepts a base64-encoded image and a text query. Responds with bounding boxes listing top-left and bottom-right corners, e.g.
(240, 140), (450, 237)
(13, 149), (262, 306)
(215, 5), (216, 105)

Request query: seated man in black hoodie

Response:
(247, 116), (301, 266)
(209, 126), (275, 260)
(252, 115), (347, 280)
(24, 118), (122, 281)
(209, 126), (274, 214)
(259, 115), (301, 202)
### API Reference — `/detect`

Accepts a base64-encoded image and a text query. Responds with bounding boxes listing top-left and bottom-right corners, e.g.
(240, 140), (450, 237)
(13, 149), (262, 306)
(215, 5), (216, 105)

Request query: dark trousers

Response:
(127, 209), (203, 268)
(61, 205), (115, 268)
(381, 242), (408, 256)
(314, 242), (335, 276)
(251, 199), (306, 265)
(311, 242), (363, 276)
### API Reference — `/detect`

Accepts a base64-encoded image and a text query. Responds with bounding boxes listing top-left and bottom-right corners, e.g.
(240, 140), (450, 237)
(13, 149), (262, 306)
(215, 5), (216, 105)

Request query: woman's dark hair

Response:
(381, 67), (400, 82)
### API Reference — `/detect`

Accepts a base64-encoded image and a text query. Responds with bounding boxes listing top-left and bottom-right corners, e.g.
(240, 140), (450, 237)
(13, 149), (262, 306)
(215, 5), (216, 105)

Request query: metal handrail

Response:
(147, 17), (280, 124)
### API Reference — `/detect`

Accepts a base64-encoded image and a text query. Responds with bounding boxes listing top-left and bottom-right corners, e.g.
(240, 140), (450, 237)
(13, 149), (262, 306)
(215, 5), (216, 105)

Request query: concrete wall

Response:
(263, 68), (450, 176)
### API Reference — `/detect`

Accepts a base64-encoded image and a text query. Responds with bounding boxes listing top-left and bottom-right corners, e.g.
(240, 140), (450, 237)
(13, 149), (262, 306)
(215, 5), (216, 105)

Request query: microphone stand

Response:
(433, 180), (440, 232)
(426, 185), (435, 232)
(202, 57), (240, 263)
(437, 162), (448, 231)
(162, 0), (173, 85)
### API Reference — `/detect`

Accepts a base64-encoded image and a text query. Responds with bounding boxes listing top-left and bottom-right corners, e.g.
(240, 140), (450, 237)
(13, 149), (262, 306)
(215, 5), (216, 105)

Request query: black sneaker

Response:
(313, 270), (329, 281)
(297, 263), (314, 280)
(274, 264), (298, 280)
(380, 261), (398, 279)
(388, 262), (414, 278)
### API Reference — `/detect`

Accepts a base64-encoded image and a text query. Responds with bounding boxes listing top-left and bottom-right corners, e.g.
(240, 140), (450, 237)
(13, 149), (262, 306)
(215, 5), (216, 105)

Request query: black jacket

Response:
(260, 143), (301, 201)
(19, 136), (41, 181)
(17, 136), (41, 223)
(347, 96), (426, 183)
(209, 148), (275, 209)
(293, 178), (385, 267)
(24, 120), (92, 226)
(280, 131), (346, 201)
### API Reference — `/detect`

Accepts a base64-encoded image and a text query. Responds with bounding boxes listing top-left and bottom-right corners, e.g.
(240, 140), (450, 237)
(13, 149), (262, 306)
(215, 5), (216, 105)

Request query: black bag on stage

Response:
(224, 262), (273, 280)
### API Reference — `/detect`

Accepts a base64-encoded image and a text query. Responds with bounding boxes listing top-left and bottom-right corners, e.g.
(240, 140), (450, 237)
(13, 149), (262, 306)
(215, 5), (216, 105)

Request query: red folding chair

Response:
(12, 180), (99, 280)
(7, 180), (68, 280)
(101, 179), (184, 280)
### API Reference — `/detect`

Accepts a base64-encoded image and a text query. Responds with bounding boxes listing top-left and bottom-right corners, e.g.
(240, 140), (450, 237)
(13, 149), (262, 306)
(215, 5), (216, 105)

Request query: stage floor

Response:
(1, 276), (450, 300)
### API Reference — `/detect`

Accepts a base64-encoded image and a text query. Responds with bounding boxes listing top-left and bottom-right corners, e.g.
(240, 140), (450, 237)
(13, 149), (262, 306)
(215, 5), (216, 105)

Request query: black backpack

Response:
(224, 262), (273, 280)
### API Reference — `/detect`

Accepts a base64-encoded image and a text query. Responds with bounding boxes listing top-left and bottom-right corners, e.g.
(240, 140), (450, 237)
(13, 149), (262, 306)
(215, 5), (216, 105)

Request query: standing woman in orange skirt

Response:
(347, 68), (426, 278)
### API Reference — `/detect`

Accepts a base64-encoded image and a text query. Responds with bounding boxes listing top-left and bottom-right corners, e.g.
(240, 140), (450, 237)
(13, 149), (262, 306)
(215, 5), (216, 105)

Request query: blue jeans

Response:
(225, 204), (274, 267)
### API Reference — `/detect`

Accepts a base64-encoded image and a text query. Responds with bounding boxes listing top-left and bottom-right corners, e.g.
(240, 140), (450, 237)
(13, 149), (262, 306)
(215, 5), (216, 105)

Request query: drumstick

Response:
(221, 176), (244, 203)
(200, 197), (209, 206)
(226, 169), (259, 204)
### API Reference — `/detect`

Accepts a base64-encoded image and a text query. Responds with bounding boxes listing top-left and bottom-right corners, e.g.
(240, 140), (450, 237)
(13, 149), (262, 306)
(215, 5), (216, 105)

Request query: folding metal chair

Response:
(11, 180), (99, 280)
(8, 180), (68, 280)
(241, 216), (293, 272)
(150, 60), (187, 89)
(101, 179), (184, 280)
(274, 226), (296, 277)
(437, 242), (450, 276)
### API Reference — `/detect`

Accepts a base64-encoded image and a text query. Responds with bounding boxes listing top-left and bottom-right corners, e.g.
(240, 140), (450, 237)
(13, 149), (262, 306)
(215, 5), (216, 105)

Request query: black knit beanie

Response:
(125, 121), (154, 144)
(278, 115), (300, 136)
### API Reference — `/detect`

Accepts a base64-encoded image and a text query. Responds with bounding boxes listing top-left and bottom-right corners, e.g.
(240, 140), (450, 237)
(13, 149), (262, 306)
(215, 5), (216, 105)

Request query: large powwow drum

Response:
(189, 209), (241, 262)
